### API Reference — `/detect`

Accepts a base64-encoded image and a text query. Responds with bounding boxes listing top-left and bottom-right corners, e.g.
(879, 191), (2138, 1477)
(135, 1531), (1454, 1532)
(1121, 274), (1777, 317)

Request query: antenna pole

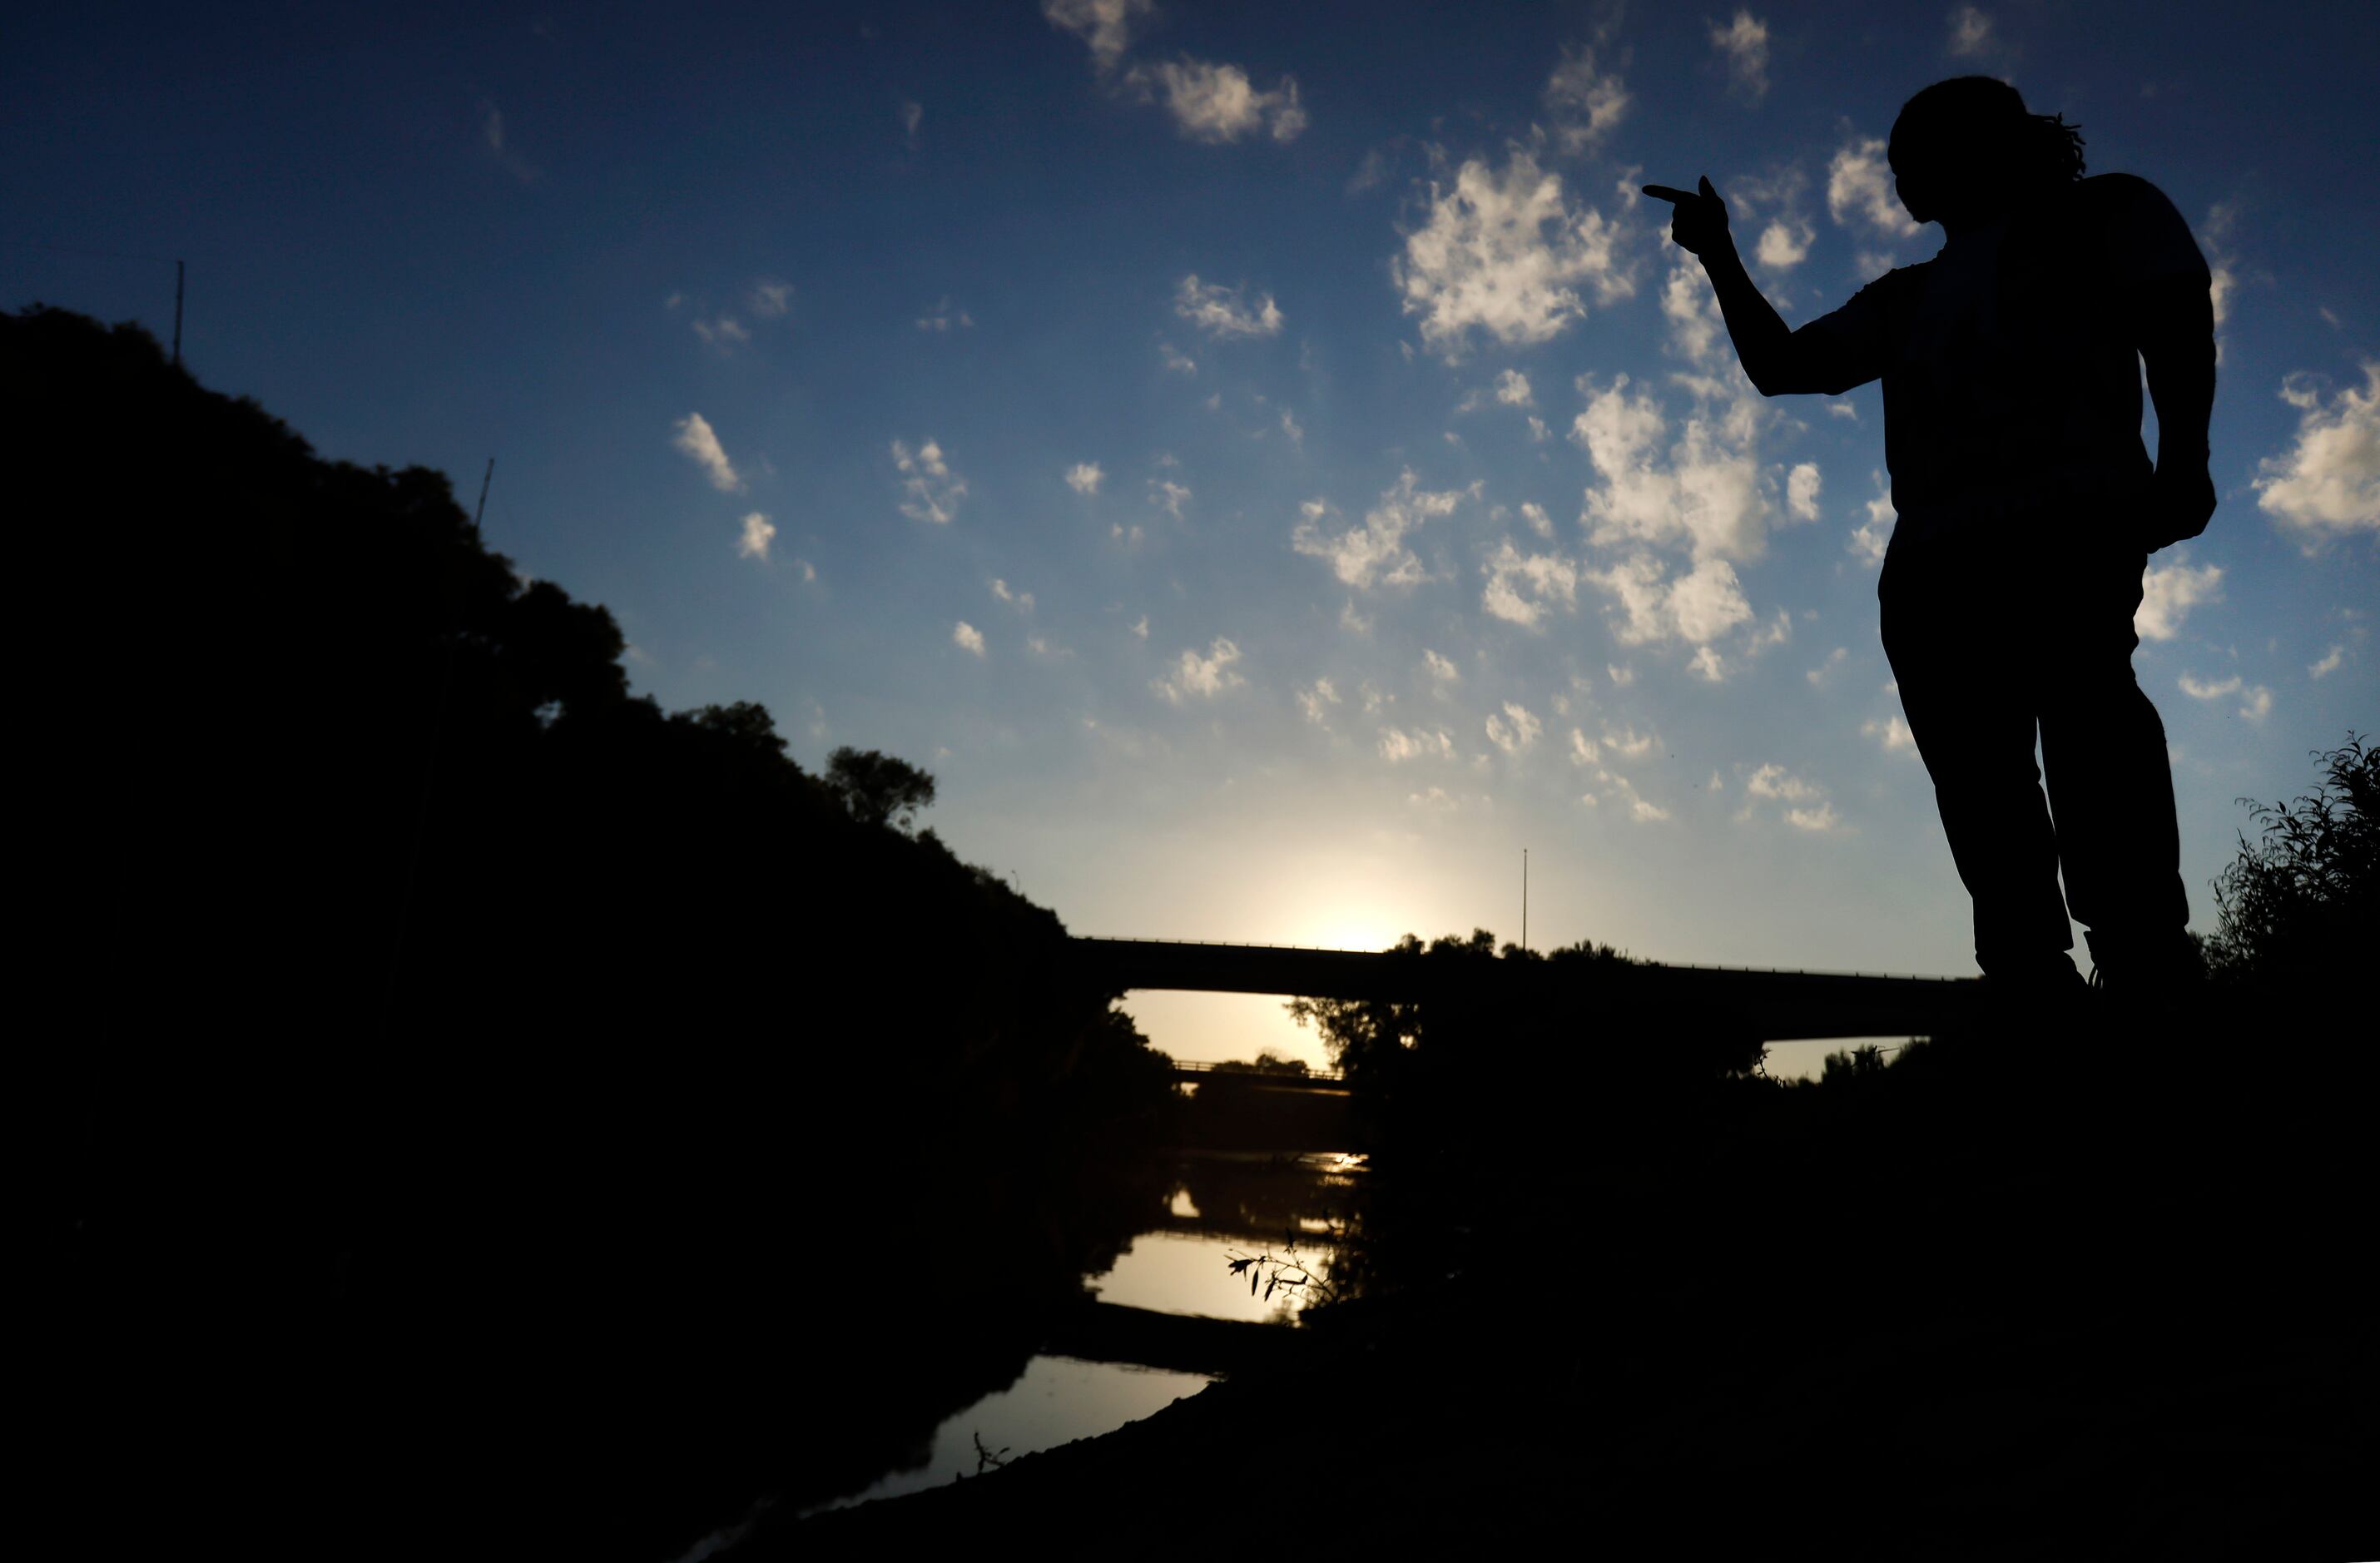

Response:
(171, 260), (185, 368)
(1521, 846), (1529, 953)
(472, 457), (494, 533)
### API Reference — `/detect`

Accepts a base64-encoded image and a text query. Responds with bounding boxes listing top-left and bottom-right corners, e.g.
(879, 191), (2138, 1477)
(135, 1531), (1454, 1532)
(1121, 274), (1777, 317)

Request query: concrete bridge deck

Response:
(1070, 936), (1983, 1043)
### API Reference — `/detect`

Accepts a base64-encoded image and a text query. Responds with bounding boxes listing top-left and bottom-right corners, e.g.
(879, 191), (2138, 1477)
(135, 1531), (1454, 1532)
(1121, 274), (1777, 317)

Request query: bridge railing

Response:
(1170, 1058), (1346, 1084)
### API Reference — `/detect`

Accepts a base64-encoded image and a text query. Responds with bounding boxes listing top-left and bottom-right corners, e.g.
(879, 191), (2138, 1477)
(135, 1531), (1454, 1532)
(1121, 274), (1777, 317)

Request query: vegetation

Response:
(2200, 733), (2375, 996)
(14, 304), (1176, 1561)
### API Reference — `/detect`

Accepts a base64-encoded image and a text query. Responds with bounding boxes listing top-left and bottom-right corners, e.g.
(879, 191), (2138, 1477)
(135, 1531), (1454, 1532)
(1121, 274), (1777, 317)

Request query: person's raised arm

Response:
(1646, 177), (1875, 397)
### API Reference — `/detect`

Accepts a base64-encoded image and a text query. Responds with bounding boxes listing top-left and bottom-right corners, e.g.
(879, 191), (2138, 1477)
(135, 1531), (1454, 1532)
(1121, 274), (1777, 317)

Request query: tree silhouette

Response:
(2203, 732), (2375, 993)
(827, 745), (939, 831)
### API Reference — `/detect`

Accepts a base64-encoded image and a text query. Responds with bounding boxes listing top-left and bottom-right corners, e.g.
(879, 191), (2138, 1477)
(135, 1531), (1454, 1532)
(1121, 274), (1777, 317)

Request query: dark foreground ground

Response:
(762, 1010), (2377, 1561)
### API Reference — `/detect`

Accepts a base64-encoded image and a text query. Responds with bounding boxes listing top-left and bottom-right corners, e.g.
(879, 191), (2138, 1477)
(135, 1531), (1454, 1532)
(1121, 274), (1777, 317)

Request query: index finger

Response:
(1641, 185), (1697, 205)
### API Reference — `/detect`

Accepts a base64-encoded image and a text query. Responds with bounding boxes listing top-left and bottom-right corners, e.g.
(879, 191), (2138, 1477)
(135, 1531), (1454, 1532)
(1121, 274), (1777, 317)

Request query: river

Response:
(674, 1146), (1364, 1559)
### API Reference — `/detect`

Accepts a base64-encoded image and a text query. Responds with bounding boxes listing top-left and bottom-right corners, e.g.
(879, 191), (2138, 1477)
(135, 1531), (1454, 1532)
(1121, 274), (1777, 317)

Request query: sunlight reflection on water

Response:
(804, 1150), (1355, 1521)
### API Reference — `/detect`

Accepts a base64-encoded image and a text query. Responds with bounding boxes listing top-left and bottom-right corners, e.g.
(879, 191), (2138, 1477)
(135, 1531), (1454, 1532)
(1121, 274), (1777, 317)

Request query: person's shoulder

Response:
(2073, 171), (2182, 218)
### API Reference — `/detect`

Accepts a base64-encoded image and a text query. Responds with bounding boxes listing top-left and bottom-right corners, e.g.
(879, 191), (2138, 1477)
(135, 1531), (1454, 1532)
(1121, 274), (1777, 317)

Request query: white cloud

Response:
(1569, 728), (1600, 766)
(1947, 6), (1994, 57)
(953, 620), (986, 657)
(1131, 615), (1149, 639)
(892, 437), (967, 523)
(692, 316), (750, 349)
(916, 297), (974, 331)
(989, 578), (1035, 613)
(736, 511), (776, 561)
(1807, 646), (1848, 686)
(1481, 537), (1581, 628)
(1746, 762), (1821, 801)
(1520, 500), (1555, 538)
(1527, 414), (1550, 442)
(1754, 218), (1814, 270)
(1828, 136), (1921, 240)
(749, 280), (793, 317)
(1595, 769), (1670, 821)
(1608, 663), (1634, 686)
(1378, 726), (1457, 763)
(1150, 478), (1192, 520)
(1159, 340), (1197, 375)
(1297, 677), (1341, 724)
(900, 100), (923, 142)
(1153, 638), (1246, 703)
(2254, 364), (2380, 546)
(793, 558), (816, 583)
(1280, 408), (1305, 448)
(1131, 58), (1307, 143)
(1787, 461), (1822, 522)
(1573, 371), (1770, 562)
(1422, 648), (1461, 684)
(672, 413), (741, 492)
(1065, 461), (1105, 495)
(1042, 0), (1150, 72)
(1863, 714), (1916, 753)
(1495, 369), (1535, 407)
(2309, 644), (2345, 678)
(2178, 672), (2241, 700)
(1603, 725), (1656, 759)
(1827, 400), (1859, 420)
(2135, 556), (2223, 641)
(1709, 10), (1771, 101)
(1176, 275), (1284, 339)
(1849, 469), (1894, 565)
(1292, 471), (1469, 590)
(2177, 672), (2273, 721)
(1394, 148), (1632, 357)
(1543, 42), (1629, 156)
(1485, 702), (1543, 756)
(2202, 203), (2239, 360)
(479, 99), (538, 182)
(1745, 763), (1844, 830)
(1588, 553), (1755, 652)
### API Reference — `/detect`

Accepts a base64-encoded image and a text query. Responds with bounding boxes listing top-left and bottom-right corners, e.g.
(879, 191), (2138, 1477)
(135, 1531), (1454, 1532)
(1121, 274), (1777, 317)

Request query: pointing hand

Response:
(1643, 176), (1731, 258)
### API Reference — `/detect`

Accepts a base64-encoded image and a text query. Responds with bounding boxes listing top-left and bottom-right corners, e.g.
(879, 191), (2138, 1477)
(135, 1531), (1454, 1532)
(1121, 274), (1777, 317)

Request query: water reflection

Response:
(804, 1358), (1212, 1518)
(759, 1149), (1361, 1540)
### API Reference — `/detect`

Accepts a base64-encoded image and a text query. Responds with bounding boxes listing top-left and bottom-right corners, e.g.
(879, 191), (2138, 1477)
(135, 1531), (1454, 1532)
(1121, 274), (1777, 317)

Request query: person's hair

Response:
(1889, 76), (2085, 189)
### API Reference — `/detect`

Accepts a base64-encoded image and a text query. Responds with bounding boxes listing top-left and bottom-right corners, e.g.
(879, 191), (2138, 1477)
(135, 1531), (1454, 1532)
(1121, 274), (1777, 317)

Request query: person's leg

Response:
(1879, 544), (2078, 981)
(2037, 543), (2193, 989)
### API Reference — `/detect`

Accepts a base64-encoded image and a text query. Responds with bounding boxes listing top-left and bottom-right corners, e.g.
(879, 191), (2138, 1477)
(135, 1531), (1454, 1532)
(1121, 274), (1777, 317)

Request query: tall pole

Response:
(472, 457), (494, 534)
(171, 260), (185, 368)
(1521, 847), (1529, 953)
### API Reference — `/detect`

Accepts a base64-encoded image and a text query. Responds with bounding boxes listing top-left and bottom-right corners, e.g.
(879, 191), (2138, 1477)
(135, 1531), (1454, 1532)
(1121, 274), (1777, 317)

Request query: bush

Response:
(2202, 734), (2376, 995)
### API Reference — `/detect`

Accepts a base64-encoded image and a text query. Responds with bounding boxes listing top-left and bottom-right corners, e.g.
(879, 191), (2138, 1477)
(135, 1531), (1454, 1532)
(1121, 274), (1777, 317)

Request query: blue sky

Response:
(11, 1), (2375, 1064)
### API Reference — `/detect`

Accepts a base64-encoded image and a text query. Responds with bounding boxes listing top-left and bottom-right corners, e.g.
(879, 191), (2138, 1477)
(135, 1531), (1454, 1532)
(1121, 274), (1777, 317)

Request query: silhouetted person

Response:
(1649, 77), (2216, 1001)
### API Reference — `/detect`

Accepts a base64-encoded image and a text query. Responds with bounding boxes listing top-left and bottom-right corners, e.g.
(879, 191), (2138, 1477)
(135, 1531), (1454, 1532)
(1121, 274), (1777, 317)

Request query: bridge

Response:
(1069, 936), (1985, 1043)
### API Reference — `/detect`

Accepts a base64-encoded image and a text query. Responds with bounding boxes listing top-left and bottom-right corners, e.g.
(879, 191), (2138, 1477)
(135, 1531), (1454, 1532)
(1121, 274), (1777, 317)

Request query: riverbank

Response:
(784, 1271), (2368, 1556)
(765, 1013), (2379, 1558)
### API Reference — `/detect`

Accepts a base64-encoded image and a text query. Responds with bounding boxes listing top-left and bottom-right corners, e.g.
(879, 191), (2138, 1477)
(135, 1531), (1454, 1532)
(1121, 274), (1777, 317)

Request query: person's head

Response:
(1888, 77), (2085, 226)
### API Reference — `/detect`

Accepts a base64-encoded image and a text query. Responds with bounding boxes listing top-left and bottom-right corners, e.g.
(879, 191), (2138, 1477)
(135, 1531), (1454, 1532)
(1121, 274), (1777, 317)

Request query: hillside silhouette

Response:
(12, 305), (1178, 1560)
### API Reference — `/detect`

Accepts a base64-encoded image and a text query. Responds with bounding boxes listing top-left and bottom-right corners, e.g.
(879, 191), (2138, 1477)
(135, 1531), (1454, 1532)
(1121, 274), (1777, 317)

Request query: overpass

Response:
(1069, 936), (1985, 1043)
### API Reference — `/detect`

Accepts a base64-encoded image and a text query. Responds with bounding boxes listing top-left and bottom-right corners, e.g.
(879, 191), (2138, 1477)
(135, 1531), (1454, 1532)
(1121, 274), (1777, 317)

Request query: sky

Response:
(9, 1), (2375, 1067)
